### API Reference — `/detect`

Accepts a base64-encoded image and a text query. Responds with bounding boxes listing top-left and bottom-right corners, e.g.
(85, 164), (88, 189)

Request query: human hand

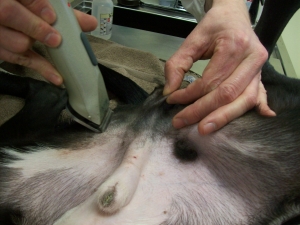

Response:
(0, 0), (97, 85)
(163, 0), (275, 135)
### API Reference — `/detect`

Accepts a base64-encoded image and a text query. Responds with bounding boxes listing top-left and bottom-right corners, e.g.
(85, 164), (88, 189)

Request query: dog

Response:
(0, 0), (300, 224)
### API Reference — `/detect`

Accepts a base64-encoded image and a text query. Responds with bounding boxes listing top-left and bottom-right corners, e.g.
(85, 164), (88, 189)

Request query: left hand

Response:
(163, 0), (275, 135)
(0, 0), (97, 85)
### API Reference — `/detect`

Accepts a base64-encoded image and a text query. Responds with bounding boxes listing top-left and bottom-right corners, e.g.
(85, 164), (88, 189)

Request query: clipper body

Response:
(46, 0), (112, 132)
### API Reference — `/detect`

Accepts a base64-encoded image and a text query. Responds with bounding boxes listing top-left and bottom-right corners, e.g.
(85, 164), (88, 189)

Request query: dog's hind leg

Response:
(254, 0), (300, 57)
(0, 71), (68, 146)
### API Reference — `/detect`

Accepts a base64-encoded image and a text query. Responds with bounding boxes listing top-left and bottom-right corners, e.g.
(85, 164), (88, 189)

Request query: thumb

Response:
(163, 51), (194, 96)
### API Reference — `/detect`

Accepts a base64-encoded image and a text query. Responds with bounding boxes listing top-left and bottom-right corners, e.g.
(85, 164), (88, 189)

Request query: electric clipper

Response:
(46, 0), (112, 132)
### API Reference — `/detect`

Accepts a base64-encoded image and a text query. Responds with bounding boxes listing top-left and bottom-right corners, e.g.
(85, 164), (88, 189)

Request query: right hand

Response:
(0, 0), (97, 85)
(163, 0), (275, 135)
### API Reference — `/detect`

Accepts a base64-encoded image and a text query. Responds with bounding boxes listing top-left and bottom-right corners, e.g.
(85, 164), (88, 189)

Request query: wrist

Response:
(207, 0), (250, 23)
(206, 0), (247, 11)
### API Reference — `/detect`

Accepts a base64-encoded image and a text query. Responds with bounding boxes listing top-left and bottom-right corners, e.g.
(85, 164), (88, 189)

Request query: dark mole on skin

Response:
(173, 139), (198, 162)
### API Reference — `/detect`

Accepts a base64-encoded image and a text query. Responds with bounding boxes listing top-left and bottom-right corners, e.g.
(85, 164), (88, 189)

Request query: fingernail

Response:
(203, 123), (216, 134)
(44, 32), (61, 47)
(50, 73), (63, 85)
(173, 118), (189, 129)
(166, 94), (176, 104)
(165, 96), (171, 104)
(163, 81), (170, 96)
(264, 107), (276, 117)
(41, 7), (56, 24)
(266, 110), (276, 117)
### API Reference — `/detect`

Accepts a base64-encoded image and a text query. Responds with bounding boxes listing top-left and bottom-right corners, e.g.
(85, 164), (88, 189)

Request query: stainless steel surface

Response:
(110, 25), (208, 75)
(141, 0), (193, 18)
(73, 0), (196, 37)
(73, 0), (205, 74)
(116, 2), (195, 22)
(72, 0), (196, 22)
(142, 0), (186, 11)
(111, 25), (182, 60)
(72, 0), (92, 13)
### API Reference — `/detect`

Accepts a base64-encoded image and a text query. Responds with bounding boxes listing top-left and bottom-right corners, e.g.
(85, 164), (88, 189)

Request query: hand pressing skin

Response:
(163, 0), (276, 135)
(0, 0), (97, 85)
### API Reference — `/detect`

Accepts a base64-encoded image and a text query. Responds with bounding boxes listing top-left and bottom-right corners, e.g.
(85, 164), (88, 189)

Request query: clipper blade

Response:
(67, 102), (113, 133)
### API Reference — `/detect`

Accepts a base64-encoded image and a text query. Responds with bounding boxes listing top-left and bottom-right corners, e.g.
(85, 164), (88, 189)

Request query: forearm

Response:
(182, 0), (249, 22)
(205, 0), (249, 19)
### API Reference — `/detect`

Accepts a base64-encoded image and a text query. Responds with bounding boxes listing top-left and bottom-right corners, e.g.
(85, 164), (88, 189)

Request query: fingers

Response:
(167, 49), (265, 108)
(197, 77), (275, 135)
(163, 51), (194, 96)
(166, 77), (203, 104)
(18, 0), (97, 32)
(164, 0), (272, 135)
(171, 74), (257, 132)
(74, 10), (98, 32)
(0, 47), (62, 85)
(0, 0), (97, 46)
(172, 72), (275, 135)
(166, 35), (271, 136)
(0, 0), (96, 85)
(0, 25), (34, 53)
(163, 23), (209, 96)
(167, 29), (268, 106)
(196, 73), (260, 134)
(17, 0), (56, 24)
(166, 47), (244, 105)
(0, 0), (61, 47)
(0, 0), (61, 85)
(256, 81), (276, 117)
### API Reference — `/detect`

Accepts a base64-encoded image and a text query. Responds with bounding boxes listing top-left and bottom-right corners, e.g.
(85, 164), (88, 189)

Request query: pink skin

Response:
(0, 0), (97, 85)
(96, 134), (153, 214)
(10, 125), (268, 225)
(163, 0), (276, 135)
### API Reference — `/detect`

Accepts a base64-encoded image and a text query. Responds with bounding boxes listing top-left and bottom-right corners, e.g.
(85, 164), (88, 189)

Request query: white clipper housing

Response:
(46, 0), (112, 132)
